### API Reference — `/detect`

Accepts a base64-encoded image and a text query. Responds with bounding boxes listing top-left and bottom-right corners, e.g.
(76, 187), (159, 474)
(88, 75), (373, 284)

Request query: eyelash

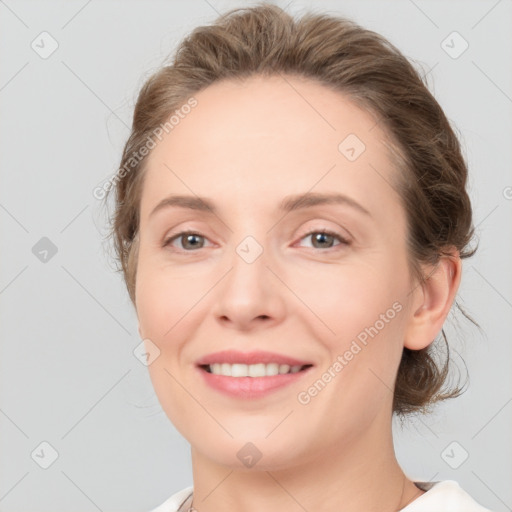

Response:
(162, 229), (350, 252)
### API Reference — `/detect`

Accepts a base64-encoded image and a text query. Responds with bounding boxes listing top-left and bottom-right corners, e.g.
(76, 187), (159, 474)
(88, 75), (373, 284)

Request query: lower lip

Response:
(197, 366), (312, 399)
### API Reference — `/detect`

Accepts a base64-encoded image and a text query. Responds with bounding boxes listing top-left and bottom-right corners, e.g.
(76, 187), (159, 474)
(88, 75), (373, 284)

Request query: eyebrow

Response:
(149, 192), (371, 218)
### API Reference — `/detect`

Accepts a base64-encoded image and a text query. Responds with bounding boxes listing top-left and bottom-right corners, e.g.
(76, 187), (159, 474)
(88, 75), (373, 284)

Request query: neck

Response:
(187, 410), (424, 512)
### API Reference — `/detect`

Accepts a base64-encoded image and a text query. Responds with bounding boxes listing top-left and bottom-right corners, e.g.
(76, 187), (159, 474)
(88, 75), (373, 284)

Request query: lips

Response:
(195, 350), (314, 399)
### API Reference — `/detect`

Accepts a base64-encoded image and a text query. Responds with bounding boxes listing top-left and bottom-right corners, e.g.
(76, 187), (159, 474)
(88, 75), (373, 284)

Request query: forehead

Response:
(139, 74), (402, 222)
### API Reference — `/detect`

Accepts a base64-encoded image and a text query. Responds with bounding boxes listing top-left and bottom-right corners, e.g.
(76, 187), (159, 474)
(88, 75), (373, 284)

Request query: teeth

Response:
(279, 364), (290, 374)
(207, 363), (305, 377)
(232, 364), (248, 377)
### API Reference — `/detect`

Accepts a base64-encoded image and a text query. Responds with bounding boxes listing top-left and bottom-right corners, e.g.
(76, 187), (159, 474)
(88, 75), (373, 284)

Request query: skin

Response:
(135, 74), (461, 512)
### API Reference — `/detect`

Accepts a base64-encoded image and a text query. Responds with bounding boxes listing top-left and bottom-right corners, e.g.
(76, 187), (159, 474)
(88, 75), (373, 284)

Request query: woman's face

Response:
(135, 74), (420, 469)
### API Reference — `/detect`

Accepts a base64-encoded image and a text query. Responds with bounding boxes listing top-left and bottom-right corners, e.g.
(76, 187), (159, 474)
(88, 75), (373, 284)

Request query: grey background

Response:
(0, 0), (511, 511)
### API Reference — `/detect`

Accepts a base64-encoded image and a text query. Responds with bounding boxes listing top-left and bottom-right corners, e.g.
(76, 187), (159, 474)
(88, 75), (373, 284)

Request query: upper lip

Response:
(196, 350), (313, 367)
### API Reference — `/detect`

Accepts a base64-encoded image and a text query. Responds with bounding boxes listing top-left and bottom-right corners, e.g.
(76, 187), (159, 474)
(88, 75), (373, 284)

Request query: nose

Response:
(211, 236), (286, 332)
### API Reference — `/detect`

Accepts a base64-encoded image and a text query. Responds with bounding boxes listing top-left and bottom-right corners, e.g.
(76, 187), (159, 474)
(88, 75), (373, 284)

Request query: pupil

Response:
(184, 234), (202, 249)
(314, 233), (332, 248)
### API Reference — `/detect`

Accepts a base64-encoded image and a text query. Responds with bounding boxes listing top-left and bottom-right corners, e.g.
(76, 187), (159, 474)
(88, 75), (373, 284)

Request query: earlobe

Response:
(404, 250), (462, 351)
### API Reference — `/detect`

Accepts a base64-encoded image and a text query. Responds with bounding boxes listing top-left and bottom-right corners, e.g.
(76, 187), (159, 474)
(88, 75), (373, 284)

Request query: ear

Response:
(404, 249), (462, 350)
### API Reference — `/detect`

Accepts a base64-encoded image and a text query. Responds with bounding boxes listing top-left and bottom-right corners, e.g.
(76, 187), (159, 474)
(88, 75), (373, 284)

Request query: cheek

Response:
(288, 259), (406, 345)
(291, 267), (407, 429)
(288, 256), (409, 408)
(135, 265), (207, 438)
(135, 256), (204, 341)
(135, 259), (219, 395)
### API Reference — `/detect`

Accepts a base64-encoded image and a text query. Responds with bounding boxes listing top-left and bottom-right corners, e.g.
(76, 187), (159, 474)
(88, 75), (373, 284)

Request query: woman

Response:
(104, 3), (492, 511)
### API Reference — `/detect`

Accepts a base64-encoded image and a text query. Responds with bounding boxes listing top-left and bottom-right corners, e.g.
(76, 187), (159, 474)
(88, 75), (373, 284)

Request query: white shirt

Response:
(148, 480), (494, 512)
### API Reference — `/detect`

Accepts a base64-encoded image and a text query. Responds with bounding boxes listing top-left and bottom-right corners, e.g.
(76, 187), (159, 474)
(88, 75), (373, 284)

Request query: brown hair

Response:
(103, 3), (477, 417)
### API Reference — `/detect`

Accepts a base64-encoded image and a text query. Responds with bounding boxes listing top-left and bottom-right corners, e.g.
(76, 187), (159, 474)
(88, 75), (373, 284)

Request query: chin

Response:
(193, 433), (309, 472)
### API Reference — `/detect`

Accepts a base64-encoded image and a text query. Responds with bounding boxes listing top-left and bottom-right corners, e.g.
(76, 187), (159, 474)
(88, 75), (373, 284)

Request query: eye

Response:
(163, 228), (350, 253)
(163, 230), (210, 251)
(297, 229), (350, 250)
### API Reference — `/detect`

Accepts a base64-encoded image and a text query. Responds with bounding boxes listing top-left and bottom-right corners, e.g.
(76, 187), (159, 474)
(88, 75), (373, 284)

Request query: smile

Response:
(195, 350), (314, 398)
(202, 363), (312, 377)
